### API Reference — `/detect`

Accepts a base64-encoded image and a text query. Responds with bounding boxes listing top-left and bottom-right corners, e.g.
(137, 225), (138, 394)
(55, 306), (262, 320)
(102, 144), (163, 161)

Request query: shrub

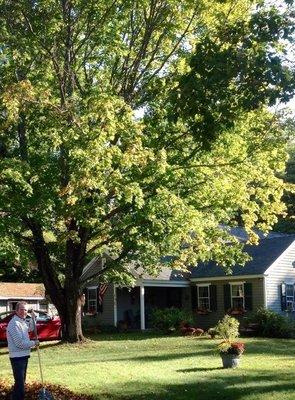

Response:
(245, 307), (295, 338)
(214, 315), (240, 341)
(82, 314), (100, 329)
(181, 327), (204, 336)
(207, 327), (217, 338)
(214, 316), (245, 357)
(151, 308), (194, 333)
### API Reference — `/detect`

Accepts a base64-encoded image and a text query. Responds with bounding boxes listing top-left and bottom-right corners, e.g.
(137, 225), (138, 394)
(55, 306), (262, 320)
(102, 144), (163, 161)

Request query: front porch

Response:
(115, 282), (191, 330)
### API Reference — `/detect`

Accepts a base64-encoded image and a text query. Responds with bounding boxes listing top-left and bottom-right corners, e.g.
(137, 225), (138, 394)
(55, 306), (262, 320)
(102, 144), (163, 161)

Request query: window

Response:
(8, 301), (18, 311)
(286, 284), (294, 311)
(197, 285), (210, 311)
(231, 283), (244, 309)
(87, 287), (97, 313)
(36, 314), (51, 322)
(38, 301), (48, 311)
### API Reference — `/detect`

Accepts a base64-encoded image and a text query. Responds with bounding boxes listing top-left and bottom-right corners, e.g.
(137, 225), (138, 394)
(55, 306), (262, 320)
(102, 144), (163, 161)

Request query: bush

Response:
(151, 308), (194, 333)
(245, 307), (295, 338)
(207, 327), (217, 338)
(214, 316), (245, 357)
(81, 314), (102, 334)
(181, 327), (204, 336)
(214, 315), (240, 341)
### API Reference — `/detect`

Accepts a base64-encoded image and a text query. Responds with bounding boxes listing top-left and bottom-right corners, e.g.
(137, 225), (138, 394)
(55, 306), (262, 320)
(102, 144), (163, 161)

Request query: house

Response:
(82, 261), (192, 330)
(83, 235), (295, 330)
(190, 235), (295, 329)
(0, 282), (50, 314)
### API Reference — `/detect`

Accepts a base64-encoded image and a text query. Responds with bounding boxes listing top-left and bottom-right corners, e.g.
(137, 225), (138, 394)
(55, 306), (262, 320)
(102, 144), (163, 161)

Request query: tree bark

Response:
(63, 281), (82, 342)
(76, 293), (86, 341)
(25, 219), (78, 342)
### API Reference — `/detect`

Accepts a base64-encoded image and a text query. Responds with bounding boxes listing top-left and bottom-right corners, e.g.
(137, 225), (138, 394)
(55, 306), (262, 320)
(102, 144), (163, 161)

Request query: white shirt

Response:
(7, 315), (36, 358)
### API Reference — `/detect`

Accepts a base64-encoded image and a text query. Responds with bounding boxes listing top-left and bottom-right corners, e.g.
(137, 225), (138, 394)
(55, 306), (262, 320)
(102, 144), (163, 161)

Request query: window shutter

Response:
(223, 284), (231, 312)
(280, 283), (287, 311)
(244, 282), (253, 311)
(191, 286), (198, 311)
(83, 288), (88, 313)
(210, 285), (217, 311)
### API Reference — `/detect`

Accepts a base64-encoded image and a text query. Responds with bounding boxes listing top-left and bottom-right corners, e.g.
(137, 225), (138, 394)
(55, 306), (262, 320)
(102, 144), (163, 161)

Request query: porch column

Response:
(113, 285), (118, 327)
(140, 285), (145, 330)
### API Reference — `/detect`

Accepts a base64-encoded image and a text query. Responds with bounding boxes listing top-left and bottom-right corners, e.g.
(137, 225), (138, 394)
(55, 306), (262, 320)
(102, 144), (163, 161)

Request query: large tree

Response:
(274, 141), (295, 233)
(0, 0), (294, 341)
(0, 260), (42, 282)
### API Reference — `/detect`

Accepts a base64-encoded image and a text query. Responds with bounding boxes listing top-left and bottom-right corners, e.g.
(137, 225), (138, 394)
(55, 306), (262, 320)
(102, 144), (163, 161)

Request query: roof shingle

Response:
(190, 236), (295, 279)
(0, 282), (45, 298)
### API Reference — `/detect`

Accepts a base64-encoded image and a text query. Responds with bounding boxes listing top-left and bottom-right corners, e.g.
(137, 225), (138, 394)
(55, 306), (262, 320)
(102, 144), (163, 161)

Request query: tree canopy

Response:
(0, 0), (294, 341)
(274, 139), (295, 233)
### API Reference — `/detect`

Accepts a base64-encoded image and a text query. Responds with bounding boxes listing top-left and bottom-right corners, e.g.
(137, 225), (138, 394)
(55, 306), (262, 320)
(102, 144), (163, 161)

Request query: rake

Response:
(31, 311), (54, 400)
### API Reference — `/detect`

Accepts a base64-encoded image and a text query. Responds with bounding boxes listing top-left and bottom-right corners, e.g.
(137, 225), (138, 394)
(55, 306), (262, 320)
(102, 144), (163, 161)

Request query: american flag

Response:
(98, 283), (108, 305)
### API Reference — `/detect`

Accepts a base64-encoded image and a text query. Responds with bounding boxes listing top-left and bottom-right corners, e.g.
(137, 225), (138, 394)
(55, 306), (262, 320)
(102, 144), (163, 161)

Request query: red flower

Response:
(218, 340), (245, 355)
(227, 342), (245, 355)
(228, 308), (246, 316)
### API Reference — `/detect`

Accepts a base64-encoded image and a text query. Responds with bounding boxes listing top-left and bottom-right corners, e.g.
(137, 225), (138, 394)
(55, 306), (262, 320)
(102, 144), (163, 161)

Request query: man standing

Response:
(7, 301), (39, 400)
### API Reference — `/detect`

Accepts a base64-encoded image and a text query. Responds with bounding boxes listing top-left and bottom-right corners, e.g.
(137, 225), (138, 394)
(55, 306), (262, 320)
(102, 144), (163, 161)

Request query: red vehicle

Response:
(0, 310), (62, 343)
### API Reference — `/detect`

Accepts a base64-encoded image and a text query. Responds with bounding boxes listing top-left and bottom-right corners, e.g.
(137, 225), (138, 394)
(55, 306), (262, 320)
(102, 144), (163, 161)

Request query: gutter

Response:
(0, 296), (45, 300)
(136, 279), (190, 287)
(190, 274), (264, 282)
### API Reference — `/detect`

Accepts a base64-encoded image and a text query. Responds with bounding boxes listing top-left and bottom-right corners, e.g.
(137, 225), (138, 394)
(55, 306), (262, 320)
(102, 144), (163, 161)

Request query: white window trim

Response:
(230, 282), (245, 309)
(285, 283), (295, 311)
(87, 286), (98, 313)
(197, 284), (211, 311)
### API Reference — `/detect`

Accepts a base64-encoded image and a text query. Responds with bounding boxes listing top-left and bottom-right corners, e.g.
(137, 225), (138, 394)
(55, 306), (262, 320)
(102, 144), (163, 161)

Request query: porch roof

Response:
(131, 266), (189, 282)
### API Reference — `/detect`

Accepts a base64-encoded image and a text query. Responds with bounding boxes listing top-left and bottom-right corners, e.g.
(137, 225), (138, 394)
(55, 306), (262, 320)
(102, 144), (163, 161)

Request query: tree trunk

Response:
(56, 282), (85, 343)
(44, 286), (85, 343)
(29, 220), (87, 342)
(52, 283), (85, 342)
(76, 294), (86, 341)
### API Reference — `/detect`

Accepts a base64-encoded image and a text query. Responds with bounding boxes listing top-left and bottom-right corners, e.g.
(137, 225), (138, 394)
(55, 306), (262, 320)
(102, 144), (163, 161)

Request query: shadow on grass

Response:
(84, 331), (170, 342)
(38, 349), (214, 366)
(177, 367), (223, 373)
(241, 338), (295, 357)
(92, 370), (295, 400)
(0, 340), (62, 356)
(85, 332), (295, 359)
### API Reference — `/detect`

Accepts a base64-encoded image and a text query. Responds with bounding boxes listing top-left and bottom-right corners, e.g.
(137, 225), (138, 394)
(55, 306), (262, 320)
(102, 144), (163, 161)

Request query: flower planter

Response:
(227, 308), (246, 316)
(220, 353), (241, 368)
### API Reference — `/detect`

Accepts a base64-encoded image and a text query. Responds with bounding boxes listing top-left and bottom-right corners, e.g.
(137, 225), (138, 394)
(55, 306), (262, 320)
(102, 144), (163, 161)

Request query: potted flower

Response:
(196, 308), (210, 315)
(214, 315), (245, 368)
(218, 340), (245, 368)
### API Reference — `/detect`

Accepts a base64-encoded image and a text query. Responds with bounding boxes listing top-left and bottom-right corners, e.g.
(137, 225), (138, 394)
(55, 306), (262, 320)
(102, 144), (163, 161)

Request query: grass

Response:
(0, 332), (295, 400)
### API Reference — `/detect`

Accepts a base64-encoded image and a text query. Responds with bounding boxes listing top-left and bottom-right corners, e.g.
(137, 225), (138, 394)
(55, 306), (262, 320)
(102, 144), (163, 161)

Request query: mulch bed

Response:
(0, 380), (95, 400)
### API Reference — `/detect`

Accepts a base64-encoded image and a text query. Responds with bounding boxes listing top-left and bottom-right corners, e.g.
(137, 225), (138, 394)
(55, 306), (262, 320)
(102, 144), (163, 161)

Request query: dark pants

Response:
(10, 356), (29, 400)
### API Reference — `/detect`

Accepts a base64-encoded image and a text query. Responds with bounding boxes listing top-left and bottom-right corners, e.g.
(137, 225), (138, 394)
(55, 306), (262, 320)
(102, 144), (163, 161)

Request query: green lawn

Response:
(0, 333), (294, 400)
